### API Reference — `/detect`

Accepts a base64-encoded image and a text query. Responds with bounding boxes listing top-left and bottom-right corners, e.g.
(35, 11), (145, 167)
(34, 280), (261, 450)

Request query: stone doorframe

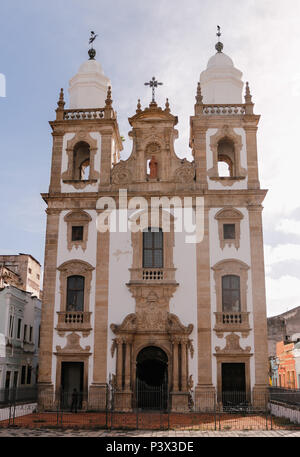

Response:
(110, 312), (194, 411)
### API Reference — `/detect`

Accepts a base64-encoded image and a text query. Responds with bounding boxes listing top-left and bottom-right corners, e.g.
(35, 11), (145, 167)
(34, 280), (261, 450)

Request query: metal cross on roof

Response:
(144, 77), (163, 103)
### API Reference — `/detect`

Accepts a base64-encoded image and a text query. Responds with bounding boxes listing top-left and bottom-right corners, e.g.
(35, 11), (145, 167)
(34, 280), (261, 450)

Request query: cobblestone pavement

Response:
(0, 428), (300, 437)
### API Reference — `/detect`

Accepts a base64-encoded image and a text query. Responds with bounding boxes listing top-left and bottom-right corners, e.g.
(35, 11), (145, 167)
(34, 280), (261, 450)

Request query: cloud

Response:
(276, 219), (300, 236)
(266, 275), (300, 317)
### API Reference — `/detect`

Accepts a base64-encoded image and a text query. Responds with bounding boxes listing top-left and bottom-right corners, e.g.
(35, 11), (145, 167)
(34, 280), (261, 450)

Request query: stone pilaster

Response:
(38, 208), (60, 410)
(49, 130), (64, 193)
(195, 204), (216, 409)
(244, 124), (260, 189)
(248, 204), (269, 405)
(90, 227), (110, 396)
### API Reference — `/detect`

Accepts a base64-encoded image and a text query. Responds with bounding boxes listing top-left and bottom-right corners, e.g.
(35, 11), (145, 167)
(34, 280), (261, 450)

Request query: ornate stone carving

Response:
(215, 333), (251, 354)
(111, 161), (132, 184)
(174, 159), (195, 183)
(55, 332), (91, 354)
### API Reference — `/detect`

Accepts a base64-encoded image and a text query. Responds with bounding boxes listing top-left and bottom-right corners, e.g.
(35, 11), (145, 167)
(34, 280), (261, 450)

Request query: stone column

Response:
(172, 339), (179, 392)
(116, 339), (123, 390)
(90, 226), (110, 399)
(195, 204), (216, 410)
(38, 208), (60, 410)
(181, 340), (187, 392)
(124, 340), (131, 390)
(99, 129), (113, 186)
(245, 124), (260, 189)
(192, 126), (208, 189)
(49, 130), (64, 193)
(248, 204), (269, 407)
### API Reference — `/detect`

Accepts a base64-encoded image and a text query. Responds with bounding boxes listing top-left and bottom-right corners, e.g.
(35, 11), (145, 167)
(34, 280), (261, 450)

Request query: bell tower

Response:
(190, 30), (269, 407)
(38, 42), (123, 406)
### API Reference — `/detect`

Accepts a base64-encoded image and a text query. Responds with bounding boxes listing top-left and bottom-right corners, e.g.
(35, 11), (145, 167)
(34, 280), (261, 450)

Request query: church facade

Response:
(38, 37), (269, 412)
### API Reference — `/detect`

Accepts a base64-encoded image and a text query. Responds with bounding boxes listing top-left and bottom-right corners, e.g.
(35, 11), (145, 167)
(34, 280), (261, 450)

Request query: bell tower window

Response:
(73, 141), (90, 180)
(217, 139), (235, 177)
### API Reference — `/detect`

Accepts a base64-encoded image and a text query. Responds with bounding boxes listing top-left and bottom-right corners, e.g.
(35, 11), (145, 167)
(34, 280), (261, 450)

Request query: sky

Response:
(0, 0), (300, 317)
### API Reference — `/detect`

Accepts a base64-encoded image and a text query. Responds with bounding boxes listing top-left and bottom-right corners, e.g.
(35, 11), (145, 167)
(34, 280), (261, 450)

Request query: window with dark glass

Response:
(26, 366), (32, 385)
(223, 223), (235, 240)
(66, 275), (85, 311)
(222, 275), (241, 312)
(17, 318), (22, 339)
(72, 225), (84, 241)
(21, 366), (26, 385)
(143, 228), (163, 268)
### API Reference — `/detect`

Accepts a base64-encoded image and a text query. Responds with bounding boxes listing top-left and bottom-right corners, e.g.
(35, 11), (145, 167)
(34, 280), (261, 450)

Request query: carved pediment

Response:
(215, 333), (251, 354)
(110, 313), (137, 334)
(55, 332), (91, 354)
(167, 313), (194, 335)
(110, 311), (193, 337)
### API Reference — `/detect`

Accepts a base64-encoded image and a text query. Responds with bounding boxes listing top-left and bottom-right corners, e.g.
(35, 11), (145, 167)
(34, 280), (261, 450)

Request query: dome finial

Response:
(215, 25), (223, 53)
(88, 30), (98, 60)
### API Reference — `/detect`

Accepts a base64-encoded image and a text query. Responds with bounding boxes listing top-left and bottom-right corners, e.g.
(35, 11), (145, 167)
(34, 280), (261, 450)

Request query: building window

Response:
(29, 326), (33, 342)
(28, 268), (32, 274)
(72, 226), (84, 241)
(223, 223), (235, 240)
(73, 141), (90, 180)
(143, 228), (163, 268)
(23, 324), (27, 342)
(21, 366), (26, 385)
(222, 275), (241, 312)
(9, 315), (14, 338)
(26, 366), (32, 385)
(17, 318), (22, 339)
(37, 273), (40, 280)
(66, 275), (85, 311)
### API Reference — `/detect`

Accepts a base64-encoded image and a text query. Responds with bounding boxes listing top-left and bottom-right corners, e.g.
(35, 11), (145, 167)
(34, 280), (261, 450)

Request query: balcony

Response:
(128, 268), (177, 284)
(202, 104), (246, 116)
(214, 312), (251, 336)
(56, 311), (92, 334)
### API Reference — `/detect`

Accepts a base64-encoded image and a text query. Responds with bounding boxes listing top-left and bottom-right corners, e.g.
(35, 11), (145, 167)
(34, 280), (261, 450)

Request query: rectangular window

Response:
(23, 324), (27, 342)
(222, 275), (241, 312)
(28, 268), (32, 274)
(5, 371), (11, 389)
(29, 326), (33, 342)
(9, 315), (14, 338)
(38, 325), (41, 348)
(72, 226), (84, 241)
(223, 223), (235, 239)
(26, 366), (32, 385)
(17, 318), (22, 339)
(21, 366), (26, 385)
(143, 228), (163, 268)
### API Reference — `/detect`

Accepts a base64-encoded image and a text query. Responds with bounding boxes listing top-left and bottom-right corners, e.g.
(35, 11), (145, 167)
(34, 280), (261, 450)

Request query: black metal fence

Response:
(1, 386), (300, 430)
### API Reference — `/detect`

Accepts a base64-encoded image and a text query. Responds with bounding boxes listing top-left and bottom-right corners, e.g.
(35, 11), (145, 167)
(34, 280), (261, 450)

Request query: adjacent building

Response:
(0, 255), (42, 396)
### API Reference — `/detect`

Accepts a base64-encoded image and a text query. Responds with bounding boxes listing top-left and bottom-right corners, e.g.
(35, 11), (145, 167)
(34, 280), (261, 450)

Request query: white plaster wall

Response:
(209, 207), (255, 390)
(51, 210), (98, 387)
(206, 128), (248, 190)
(60, 132), (101, 193)
(170, 230), (198, 393)
(106, 220), (134, 380)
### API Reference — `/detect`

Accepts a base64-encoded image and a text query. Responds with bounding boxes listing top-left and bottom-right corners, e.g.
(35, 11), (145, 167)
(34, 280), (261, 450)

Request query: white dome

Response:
(200, 51), (244, 104)
(78, 59), (105, 75)
(68, 58), (111, 109)
(207, 52), (234, 68)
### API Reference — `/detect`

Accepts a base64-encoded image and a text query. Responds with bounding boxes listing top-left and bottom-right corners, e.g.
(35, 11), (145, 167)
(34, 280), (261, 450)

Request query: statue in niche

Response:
(149, 155), (158, 178)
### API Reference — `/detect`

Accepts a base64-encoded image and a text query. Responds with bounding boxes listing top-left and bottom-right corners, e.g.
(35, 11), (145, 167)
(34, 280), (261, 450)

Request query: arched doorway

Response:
(136, 346), (168, 410)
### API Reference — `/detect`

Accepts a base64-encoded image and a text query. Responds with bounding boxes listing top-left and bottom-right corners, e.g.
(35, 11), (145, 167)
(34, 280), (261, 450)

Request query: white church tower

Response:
(38, 31), (269, 412)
